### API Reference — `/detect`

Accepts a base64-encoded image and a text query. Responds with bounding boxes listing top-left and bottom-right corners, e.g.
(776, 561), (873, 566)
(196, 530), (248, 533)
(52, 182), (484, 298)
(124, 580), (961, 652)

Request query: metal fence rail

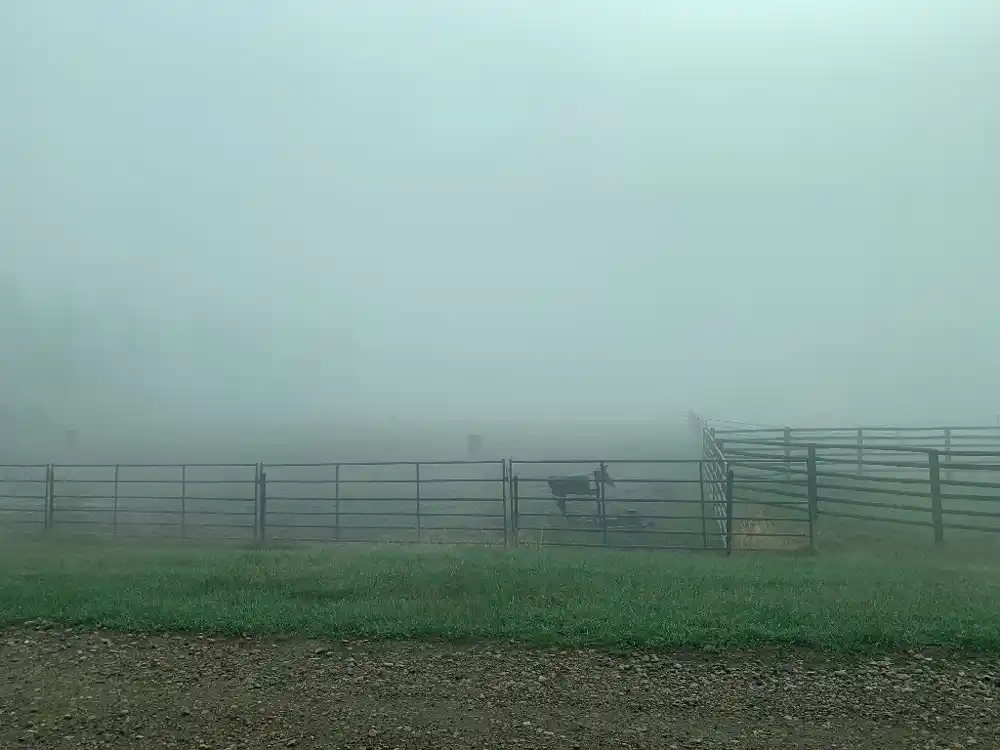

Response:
(701, 422), (1000, 547)
(509, 459), (717, 550)
(0, 457), (814, 553)
(261, 460), (507, 545)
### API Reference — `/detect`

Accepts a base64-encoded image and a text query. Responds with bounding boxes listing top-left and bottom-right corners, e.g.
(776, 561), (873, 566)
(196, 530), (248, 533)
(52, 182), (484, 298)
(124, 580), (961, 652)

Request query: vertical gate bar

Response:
(511, 461), (519, 546)
(415, 462), (422, 543)
(259, 466), (268, 543)
(699, 460), (707, 549)
(113, 464), (120, 536)
(181, 465), (187, 540)
(334, 463), (341, 542)
(807, 445), (818, 554)
(48, 464), (55, 533)
(501, 459), (509, 548)
(944, 428), (952, 482)
(725, 468), (734, 556)
(783, 426), (792, 478)
(599, 461), (608, 547)
(253, 463), (260, 541)
(44, 464), (54, 533)
(856, 428), (864, 477)
(929, 450), (943, 546)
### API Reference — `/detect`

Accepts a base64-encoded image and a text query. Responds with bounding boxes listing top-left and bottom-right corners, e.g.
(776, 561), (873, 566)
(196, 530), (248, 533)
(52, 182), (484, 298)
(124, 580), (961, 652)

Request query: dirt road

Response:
(2, 625), (997, 749)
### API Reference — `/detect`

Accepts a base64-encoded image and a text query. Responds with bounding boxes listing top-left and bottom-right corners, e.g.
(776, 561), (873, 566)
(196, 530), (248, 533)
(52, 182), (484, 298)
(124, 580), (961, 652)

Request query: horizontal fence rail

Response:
(0, 458), (813, 553)
(702, 421), (1000, 548)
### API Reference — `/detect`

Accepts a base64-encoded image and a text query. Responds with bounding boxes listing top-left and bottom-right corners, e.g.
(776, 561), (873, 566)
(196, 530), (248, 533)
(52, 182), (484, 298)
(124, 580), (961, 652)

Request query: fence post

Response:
(501, 459), (510, 548)
(698, 461), (708, 549)
(943, 428), (952, 482)
(599, 461), (609, 547)
(511, 465), (519, 546)
(112, 464), (120, 536)
(253, 463), (260, 540)
(180, 465), (187, 540)
(929, 450), (943, 546)
(415, 462), (422, 543)
(783, 426), (792, 478)
(725, 468), (734, 556)
(856, 428), (864, 477)
(334, 463), (341, 542)
(807, 445), (818, 554)
(44, 464), (54, 533)
(260, 465), (268, 543)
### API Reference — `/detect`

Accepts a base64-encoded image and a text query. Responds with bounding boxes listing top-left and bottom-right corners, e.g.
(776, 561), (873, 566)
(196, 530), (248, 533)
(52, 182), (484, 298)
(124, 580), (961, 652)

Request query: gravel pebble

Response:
(1, 626), (998, 748)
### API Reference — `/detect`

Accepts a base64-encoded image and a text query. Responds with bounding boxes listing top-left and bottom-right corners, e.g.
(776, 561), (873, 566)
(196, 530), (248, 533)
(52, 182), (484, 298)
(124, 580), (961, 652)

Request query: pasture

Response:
(2, 540), (1000, 651)
(4, 490), (1000, 748)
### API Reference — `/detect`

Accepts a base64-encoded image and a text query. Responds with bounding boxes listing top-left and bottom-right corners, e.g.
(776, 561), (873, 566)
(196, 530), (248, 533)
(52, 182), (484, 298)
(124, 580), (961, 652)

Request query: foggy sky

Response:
(3, 1), (999, 434)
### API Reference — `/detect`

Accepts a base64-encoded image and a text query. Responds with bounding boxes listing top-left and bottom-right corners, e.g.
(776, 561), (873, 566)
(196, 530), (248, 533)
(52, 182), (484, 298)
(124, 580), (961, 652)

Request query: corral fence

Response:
(0, 458), (800, 553)
(701, 421), (1000, 548)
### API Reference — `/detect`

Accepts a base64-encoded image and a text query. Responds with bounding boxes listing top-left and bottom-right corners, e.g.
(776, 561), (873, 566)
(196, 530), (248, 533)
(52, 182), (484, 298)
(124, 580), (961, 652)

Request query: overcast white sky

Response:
(3, 1), (999, 432)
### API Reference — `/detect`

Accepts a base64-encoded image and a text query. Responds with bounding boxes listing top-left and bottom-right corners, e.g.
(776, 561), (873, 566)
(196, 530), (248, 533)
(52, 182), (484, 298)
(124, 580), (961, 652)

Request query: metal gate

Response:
(507, 459), (729, 550)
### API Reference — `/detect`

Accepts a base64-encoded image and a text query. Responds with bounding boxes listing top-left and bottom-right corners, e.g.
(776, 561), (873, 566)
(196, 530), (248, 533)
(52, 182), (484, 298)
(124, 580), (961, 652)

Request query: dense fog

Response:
(3, 2), (999, 461)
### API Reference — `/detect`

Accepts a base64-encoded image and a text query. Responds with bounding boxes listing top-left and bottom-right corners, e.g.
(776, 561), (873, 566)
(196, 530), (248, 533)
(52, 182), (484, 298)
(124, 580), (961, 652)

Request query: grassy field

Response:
(2, 540), (1000, 652)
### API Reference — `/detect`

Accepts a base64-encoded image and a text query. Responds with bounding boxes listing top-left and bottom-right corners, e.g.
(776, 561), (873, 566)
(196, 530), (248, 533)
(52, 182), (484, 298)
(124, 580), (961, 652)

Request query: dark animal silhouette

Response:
(547, 466), (615, 516)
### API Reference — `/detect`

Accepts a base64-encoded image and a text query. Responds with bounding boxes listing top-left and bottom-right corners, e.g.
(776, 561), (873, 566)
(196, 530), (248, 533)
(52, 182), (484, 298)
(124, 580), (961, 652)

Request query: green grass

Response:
(1, 540), (1000, 652)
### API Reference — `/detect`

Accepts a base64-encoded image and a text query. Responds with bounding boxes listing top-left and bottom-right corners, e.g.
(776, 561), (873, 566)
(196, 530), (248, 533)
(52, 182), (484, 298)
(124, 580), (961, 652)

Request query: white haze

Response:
(2, 1), (999, 459)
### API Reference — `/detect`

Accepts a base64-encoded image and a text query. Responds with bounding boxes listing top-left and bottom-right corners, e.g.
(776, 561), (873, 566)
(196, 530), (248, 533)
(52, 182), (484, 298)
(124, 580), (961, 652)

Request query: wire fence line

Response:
(0, 458), (802, 552)
(698, 420), (1000, 548)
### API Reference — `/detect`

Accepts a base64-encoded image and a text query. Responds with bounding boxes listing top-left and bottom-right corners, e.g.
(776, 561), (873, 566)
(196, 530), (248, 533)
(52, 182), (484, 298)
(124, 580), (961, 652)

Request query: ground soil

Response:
(2, 626), (998, 749)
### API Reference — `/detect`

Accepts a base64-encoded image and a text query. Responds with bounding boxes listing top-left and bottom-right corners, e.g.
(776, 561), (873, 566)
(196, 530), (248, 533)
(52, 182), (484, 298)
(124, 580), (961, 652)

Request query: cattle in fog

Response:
(547, 465), (615, 516)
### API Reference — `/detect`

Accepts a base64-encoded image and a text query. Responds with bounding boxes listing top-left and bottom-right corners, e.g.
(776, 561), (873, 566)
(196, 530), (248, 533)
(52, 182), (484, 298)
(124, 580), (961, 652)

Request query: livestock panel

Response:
(0, 464), (47, 534)
(509, 459), (715, 550)
(262, 461), (506, 545)
(48, 464), (257, 540)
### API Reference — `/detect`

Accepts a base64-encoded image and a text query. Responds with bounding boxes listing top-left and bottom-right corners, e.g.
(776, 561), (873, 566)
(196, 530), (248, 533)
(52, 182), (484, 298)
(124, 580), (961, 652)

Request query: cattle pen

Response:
(702, 421), (1000, 551)
(0, 457), (796, 552)
(3, 421), (999, 554)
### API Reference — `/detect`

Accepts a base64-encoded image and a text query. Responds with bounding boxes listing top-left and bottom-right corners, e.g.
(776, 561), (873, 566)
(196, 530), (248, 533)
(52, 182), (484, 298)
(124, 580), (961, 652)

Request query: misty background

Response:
(2, 2), (999, 461)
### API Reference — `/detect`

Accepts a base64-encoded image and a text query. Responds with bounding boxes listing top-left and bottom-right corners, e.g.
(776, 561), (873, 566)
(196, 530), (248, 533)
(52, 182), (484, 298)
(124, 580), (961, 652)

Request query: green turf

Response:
(1, 540), (999, 652)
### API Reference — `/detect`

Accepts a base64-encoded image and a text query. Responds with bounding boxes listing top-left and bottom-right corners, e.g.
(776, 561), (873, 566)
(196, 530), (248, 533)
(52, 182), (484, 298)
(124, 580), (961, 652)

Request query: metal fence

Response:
(704, 424), (1000, 548)
(508, 459), (730, 551)
(0, 458), (802, 552)
(714, 425), (1000, 474)
(0, 461), (509, 546)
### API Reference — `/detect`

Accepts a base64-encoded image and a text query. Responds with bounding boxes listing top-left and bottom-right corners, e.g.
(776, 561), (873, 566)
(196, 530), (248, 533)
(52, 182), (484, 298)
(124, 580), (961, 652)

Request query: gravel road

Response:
(2, 625), (998, 749)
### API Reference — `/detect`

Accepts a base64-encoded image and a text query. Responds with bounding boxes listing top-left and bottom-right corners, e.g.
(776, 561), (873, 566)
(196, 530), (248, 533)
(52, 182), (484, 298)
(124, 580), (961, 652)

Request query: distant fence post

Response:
(334, 463), (341, 542)
(929, 450), (943, 546)
(253, 463), (260, 539)
(415, 462), (422, 543)
(510, 461), (519, 546)
(44, 464), (54, 533)
(856, 428), (864, 477)
(180, 465), (187, 540)
(260, 465), (268, 543)
(943, 428), (952, 481)
(113, 464), (120, 536)
(783, 426), (792, 478)
(255, 462), (268, 543)
(807, 445), (818, 554)
(698, 461), (708, 549)
(501, 459), (510, 548)
(599, 461), (609, 547)
(725, 468), (734, 556)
